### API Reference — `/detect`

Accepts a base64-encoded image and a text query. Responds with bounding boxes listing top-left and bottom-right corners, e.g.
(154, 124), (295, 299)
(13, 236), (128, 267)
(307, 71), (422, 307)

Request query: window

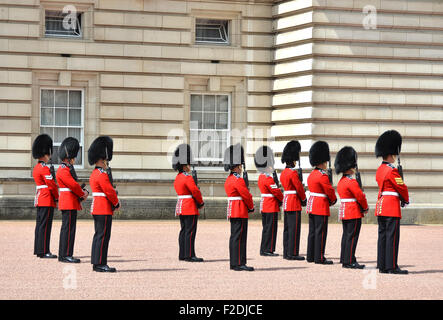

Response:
(195, 19), (229, 44)
(45, 10), (82, 38)
(40, 89), (84, 166)
(190, 94), (230, 164)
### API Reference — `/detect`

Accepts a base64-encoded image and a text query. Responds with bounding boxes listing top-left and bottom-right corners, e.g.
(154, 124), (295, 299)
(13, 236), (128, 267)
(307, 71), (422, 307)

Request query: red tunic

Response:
(306, 168), (337, 216)
(337, 175), (368, 220)
(32, 161), (58, 208)
(280, 167), (307, 212)
(173, 172), (204, 216)
(257, 173), (283, 213)
(375, 162), (409, 218)
(224, 172), (254, 219)
(56, 163), (85, 211)
(89, 167), (119, 215)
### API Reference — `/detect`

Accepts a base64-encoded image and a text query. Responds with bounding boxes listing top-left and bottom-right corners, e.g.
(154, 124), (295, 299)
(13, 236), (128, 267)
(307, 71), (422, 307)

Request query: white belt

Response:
(261, 193), (274, 198)
(382, 191), (399, 197)
(93, 192), (106, 197)
(59, 188), (71, 192)
(340, 198), (356, 203)
(284, 190), (297, 195)
(309, 192), (327, 198)
(36, 185), (48, 190)
(177, 195), (193, 199)
(228, 197), (242, 201)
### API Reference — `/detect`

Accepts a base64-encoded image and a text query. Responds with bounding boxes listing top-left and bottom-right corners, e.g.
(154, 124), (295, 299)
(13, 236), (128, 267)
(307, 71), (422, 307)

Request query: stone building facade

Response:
(0, 0), (442, 222)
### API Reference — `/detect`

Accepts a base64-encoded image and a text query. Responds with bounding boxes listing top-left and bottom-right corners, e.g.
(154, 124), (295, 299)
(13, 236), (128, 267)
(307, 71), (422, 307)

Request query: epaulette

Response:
(233, 172), (241, 178)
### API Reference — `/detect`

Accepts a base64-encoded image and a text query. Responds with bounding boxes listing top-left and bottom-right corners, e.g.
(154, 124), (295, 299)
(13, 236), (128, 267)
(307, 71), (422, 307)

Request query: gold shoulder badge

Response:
(395, 177), (404, 185)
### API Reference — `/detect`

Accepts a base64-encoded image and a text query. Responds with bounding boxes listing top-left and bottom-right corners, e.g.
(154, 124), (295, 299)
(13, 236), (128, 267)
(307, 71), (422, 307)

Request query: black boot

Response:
(388, 267), (408, 275)
(93, 264), (116, 273)
(59, 256), (81, 263)
(38, 253), (57, 259)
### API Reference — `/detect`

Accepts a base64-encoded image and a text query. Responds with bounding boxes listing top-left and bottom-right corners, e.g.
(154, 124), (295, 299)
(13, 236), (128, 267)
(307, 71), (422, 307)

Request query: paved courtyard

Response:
(0, 219), (442, 300)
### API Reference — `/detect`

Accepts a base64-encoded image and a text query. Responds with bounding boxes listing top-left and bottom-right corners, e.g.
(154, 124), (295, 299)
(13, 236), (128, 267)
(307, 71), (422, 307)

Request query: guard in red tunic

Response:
(88, 136), (120, 273)
(32, 134), (58, 259)
(57, 137), (89, 263)
(254, 146), (283, 257)
(306, 141), (336, 264)
(375, 130), (409, 275)
(172, 144), (204, 262)
(224, 144), (254, 271)
(280, 140), (307, 260)
(335, 146), (368, 269)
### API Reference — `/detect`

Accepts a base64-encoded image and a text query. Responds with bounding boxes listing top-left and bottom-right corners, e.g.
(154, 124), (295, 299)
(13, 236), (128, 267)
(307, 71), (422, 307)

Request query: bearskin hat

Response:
(223, 143), (245, 172)
(58, 137), (80, 160)
(254, 146), (275, 172)
(32, 134), (53, 159)
(309, 141), (330, 167)
(334, 146), (357, 174)
(172, 143), (193, 171)
(375, 130), (402, 158)
(281, 140), (301, 166)
(87, 136), (113, 166)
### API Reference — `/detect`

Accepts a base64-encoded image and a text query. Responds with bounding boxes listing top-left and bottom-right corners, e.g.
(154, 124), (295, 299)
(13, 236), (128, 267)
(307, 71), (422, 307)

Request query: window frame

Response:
(189, 92), (231, 164)
(195, 18), (230, 45)
(44, 9), (83, 39)
(39, 87), (85, 169)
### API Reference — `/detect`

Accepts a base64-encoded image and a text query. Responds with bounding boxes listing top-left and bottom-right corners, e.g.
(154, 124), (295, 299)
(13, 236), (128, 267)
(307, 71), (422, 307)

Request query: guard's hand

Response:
(198, 202), (205, 209)
(248, 208), (255, 213)
(81, 189), (89, 201)
(301, 199), (307, 207)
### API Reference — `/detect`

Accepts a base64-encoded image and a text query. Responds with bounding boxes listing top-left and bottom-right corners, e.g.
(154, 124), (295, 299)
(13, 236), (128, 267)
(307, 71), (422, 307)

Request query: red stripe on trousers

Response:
(294, 212), (298, 256)
(393, 219), (398, 268)
(99, 216), (107, 265)
(321, 216), (325, 262)
(44, 208), (50, 254)
(67, 212), (71, 256)
(239, 220), (243, 265)
(350, 219), (357, 264)
(270, 213), (275, 252)
(190, 215), (195, 257)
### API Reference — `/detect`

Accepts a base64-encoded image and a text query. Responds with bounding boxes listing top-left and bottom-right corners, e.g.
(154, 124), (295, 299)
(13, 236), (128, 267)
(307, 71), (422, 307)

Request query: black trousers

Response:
(283, 211), (302, 257)
(178, 215), (198, 260)
(377, 216), (401, 271)
(34, 206), (54, 255)
(340, 218), (362, 265)
(59, 210), (78, 258)
(91, 215), (113, 266)
(260, 212), (278, 254)
(229, 218), (248, 267)
(307, 214), (329, 263)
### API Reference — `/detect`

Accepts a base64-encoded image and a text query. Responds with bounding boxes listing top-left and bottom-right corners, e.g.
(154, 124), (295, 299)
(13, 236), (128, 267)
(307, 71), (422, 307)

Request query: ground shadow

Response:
(202, 259), (230, 263)
(117, 268), (187, 273)
(255, 266), (307, 271)
(75, 255), (121, 259)
(408, 270), (443, 275)
(107, 259), (148, 263)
